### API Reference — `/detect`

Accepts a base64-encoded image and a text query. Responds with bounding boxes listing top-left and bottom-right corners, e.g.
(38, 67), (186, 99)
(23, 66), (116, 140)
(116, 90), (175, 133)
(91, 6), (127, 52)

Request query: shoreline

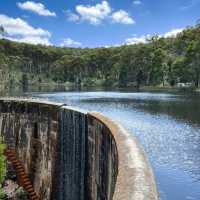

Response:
(0, 83), (200, 95)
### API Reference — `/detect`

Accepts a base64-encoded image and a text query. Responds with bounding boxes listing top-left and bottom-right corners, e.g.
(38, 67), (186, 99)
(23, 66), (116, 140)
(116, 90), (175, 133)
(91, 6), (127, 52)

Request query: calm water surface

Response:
(33, 91), (200, 200)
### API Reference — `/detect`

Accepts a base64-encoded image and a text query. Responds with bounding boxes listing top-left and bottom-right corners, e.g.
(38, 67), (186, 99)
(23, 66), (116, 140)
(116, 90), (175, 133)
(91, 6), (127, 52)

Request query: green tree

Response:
(171, 56), (189, 84)
(185, 41), (200, 87)
(149, 48), (167, 85)
(0, 26), (4, 37)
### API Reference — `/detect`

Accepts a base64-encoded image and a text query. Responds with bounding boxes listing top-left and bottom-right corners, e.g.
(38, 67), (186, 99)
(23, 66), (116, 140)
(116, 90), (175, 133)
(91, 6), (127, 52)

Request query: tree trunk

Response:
(195, 71), (199, 87)
(195, 79), (199, 87)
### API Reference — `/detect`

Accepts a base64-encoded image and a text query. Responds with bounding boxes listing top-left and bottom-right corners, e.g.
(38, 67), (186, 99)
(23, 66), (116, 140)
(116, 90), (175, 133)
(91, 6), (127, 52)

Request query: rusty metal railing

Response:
(4, 148), (39, 200)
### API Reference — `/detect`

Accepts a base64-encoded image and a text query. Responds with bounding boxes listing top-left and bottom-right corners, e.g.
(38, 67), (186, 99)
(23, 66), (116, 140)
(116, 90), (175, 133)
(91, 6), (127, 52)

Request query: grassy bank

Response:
(0, 140), (6, 199)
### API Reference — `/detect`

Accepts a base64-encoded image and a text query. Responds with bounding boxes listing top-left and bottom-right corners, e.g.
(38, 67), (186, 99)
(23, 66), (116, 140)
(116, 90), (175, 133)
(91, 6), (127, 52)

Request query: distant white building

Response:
(177, 82), (193, 88)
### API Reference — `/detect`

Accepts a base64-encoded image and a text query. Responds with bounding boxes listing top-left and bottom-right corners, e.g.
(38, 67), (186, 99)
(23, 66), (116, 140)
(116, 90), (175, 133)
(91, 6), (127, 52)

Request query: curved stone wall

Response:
(0, 98), (158, 200)
(88, 112), (158, 200)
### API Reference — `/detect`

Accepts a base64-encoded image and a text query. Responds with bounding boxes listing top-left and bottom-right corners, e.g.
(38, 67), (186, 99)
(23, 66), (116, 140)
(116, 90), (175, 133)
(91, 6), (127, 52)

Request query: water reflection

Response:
(33, 91), (200, 200)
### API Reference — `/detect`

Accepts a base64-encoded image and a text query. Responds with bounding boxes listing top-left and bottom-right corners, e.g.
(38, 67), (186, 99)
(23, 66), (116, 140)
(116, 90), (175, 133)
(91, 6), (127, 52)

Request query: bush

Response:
(0, 142), (6, 184)
(16, 187), (29, 200)
(0, 139), (6, 200)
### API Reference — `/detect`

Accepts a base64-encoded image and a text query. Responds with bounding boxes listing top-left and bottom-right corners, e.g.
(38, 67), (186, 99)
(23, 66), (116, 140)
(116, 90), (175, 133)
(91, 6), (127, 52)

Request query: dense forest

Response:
(0, 23), (200, 91)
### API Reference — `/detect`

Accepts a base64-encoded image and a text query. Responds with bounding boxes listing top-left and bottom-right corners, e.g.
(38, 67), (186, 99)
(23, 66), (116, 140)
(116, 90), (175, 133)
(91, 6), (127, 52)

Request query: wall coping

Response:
(0, 97), (87, 114)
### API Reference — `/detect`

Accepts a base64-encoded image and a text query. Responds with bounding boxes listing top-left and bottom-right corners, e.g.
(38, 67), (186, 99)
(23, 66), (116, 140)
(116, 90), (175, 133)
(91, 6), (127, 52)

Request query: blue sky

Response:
(0, 0), (199, 47)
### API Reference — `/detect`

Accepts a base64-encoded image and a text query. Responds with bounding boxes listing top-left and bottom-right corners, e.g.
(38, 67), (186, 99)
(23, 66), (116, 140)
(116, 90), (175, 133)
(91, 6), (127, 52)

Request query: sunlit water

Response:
(32, 91), (200, 200)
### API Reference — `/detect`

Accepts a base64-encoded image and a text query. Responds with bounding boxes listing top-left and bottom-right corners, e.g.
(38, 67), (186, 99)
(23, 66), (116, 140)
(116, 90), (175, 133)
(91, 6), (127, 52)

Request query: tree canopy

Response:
(0, 23), (200, 90)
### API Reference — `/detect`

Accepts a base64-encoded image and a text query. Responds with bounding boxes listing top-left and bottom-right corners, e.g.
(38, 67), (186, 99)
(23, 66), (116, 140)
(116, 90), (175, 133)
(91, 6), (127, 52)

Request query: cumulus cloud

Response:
(17, 1), (56, 17)
(124, 28), (184, 46)
(66, 1), (135, 25)
(125, 34), (151, 45)
(60, 38), (82, 47)
(133, 0), (142, 5)
(75, 1), (111, 25)
(65, 10), (80, 22)
(180, 0), (200, 11)
(111, 10), (135, 25)
(0, 14), (51, 45)
(5, 36), (51, 45)
(163, 28), (183, 38)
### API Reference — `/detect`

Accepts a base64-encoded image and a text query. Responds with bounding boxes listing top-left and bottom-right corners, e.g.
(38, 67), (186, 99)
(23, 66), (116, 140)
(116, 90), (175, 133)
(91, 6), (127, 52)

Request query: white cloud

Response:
(5, 36), (51, 45)
(17, 1), (56, 17)
(104, 44), (121, 48)
(0, 14), (51, 45)
(111, 10), (135, 25)
(60, 38), (82, 47)
(180, 0), (200, 11)
(163, 28), (183, 38)
(66, 1), (135, 25)
(0, 14), (50, 37)
(133, 0), (142, 5)
(125, 34), (151, 45)
(75, 1), (111, 25)
(124, 28), (184, 46)
(65, 10), (80, 22)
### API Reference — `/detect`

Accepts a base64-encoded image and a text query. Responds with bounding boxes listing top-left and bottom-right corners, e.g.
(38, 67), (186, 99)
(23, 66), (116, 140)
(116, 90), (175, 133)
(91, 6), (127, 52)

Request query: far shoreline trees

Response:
(0, 23), (200, 90)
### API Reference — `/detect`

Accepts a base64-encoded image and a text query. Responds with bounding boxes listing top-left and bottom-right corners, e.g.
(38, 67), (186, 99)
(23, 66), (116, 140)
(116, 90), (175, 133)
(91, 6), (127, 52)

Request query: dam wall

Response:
(0, 98), (158, 200)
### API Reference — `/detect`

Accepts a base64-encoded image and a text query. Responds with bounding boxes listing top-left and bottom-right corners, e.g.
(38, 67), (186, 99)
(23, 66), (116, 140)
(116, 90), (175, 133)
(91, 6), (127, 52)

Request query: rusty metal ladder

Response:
(4, 148), (39, 200)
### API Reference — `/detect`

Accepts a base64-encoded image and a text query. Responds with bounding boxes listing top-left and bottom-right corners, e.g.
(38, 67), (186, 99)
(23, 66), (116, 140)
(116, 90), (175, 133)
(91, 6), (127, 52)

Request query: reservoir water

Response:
(33, 91), (200, 200)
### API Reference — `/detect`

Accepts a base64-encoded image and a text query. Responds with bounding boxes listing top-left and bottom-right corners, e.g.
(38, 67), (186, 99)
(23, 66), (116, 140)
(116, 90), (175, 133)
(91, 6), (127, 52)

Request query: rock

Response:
(2, 179), (18, 199)
(2, 180), (29, 200)
(15, 187), (29, 200)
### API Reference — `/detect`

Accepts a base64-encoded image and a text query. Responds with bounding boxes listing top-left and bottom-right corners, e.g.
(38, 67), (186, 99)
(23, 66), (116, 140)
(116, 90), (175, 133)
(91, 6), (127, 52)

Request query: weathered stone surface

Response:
(0, 100), (59, 200)
(54, 108), (86, 200)
(88, 112), (159, 200)
(85, 114), (118, 200)
(0, 98), (158, 200)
